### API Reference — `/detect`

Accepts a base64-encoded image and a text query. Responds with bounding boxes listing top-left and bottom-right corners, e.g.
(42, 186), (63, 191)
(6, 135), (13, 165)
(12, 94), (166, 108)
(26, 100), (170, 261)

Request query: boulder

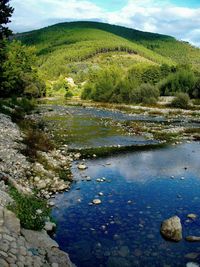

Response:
(160, 216), (182, 242)
(4, 209), (20, 234)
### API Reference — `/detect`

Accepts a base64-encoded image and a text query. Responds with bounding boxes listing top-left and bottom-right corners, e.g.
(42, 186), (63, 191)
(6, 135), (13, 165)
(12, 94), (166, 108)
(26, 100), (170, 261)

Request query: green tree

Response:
(0, 0), (14, 39)
(1, 41), (45, 97)
(0, 0), (14, 95)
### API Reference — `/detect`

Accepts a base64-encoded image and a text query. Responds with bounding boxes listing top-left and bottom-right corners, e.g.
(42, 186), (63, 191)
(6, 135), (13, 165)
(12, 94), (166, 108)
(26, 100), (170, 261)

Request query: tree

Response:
(1, 40), (46, 97)
(0, 0), (14, 39)
(0, 0), (14, 95)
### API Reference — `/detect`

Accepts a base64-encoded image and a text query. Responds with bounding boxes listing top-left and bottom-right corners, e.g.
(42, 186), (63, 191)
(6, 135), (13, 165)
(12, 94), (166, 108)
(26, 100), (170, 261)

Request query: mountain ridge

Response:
(16, 21), (200, 80)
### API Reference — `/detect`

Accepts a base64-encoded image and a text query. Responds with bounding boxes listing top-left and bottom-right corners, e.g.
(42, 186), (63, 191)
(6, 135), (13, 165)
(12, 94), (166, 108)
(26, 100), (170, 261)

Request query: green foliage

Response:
(8, 186), (50, 230)
(1, 40), (46, 97)
(16, 21), (200, 83)
(0, 0), (14, 39)
(159, 69), (196, 97)
(0, 0), (14, 95)
(171, 93), (190, 109)
(193, 78), (200, 98)
(82, 67), (160, 104)
(16, 22), (176, 81)
(130, 83), (160, 104)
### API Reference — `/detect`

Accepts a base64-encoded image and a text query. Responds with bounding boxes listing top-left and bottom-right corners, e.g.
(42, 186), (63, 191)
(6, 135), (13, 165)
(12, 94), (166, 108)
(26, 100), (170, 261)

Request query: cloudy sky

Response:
(10, 0), (200, 46)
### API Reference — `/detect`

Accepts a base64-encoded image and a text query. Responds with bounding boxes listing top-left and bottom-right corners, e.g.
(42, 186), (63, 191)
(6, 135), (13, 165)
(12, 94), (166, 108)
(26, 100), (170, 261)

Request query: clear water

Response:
(52, 142), (200, 267)
(43, 105), (200, 266)
(43, 106), (162, 149)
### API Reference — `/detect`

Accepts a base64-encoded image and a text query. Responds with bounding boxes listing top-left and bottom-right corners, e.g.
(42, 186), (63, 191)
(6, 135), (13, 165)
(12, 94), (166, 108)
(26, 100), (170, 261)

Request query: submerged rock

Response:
(160, 216), (182, 242)
(186, 263), (200, 267)
(186, 236), (200, 242)
(185, 253), (199, 260)
(187, 214), (197, 220)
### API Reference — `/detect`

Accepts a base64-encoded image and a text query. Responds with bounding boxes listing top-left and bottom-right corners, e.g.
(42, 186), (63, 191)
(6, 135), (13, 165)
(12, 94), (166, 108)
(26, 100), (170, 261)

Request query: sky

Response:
(10, 0), (200, 46)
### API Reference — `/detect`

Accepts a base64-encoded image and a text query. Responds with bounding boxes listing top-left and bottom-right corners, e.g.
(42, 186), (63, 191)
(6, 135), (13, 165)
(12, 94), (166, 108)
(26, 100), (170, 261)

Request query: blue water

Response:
(52, 142), (200, 267)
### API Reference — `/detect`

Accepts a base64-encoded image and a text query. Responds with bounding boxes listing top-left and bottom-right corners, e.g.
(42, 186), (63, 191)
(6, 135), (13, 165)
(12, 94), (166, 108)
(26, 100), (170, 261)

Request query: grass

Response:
(8, 186), (50, 230)
(152, 131), (180, 142)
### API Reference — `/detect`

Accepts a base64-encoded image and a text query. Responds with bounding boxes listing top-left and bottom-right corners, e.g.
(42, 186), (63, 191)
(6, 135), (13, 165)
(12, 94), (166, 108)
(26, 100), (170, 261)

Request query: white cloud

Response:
(10, 0), (200, 46)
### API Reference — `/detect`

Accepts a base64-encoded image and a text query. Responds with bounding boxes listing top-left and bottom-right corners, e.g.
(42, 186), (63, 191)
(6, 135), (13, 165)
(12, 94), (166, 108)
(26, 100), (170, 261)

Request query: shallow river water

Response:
(47, 106), (200, 267)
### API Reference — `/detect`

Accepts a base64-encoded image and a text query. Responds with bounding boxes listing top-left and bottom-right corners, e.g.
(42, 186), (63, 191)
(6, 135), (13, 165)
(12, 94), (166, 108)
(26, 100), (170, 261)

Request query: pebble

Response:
(187, 214), (197, 220)
(78, 164), (87, 170)
(92, 199), (102, 205)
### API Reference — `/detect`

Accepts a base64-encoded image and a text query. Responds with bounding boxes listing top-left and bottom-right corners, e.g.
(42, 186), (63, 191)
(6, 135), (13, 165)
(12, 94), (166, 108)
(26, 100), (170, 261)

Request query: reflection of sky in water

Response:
(52, 142), (200, 267)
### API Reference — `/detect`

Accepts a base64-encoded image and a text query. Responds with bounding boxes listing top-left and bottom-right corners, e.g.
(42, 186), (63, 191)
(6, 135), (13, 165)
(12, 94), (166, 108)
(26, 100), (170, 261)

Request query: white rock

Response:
(187, 214), (197, 220)
(78, 164), (87, 170)
(92, 199), (102, 205)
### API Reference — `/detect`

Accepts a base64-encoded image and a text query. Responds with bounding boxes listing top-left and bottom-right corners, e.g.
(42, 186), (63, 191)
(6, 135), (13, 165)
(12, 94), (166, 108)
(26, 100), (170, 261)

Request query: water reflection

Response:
(52, 142), (200, 267)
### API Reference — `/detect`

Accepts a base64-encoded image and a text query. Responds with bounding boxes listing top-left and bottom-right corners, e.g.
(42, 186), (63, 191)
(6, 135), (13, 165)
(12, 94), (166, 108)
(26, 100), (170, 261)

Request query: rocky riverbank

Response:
(0, 112), (75, 267)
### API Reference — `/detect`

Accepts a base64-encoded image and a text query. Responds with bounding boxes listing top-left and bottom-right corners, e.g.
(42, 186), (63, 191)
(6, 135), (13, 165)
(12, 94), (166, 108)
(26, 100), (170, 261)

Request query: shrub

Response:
(65, 90), (73, 98)
(171, 93), (190, 109)
(130, 83), (160, 104)
(193, 78), (200, 98)
(159, 70), (196, 97)
(23, 128), (54, 159)
(8, 186), (50, 230)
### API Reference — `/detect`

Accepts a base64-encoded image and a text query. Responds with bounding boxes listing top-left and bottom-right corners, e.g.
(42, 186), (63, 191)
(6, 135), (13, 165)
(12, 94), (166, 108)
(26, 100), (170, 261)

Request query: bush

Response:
(130, 83), (160, 104)
(171, 93), (190, 109)
(8, 187), (50, 230)
(23, 128), (54, 159)
(159, 69), (196, 97)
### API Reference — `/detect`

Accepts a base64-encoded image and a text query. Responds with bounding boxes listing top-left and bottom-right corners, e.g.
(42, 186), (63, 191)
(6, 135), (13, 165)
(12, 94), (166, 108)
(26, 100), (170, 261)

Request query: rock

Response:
(187, 214), (197, 220)
(92, 199), (102, 205)
(44, 221), (56, 232)
(4, 209), (20, 234)
(47, 247), (74, 267)
(186, 263), (200, 267)
(98, 192), (104, 196)
(78, 164), (87, 170)
(37, 181), (46, 190)
(160, 216), (182, 241)
(74, 153), (81, 159)
(21, 228), (59, 249)
(48, 201), (55, 207)
(186, 236), (200, 242)
(118, 246), (130, 257)
(34, 176), (40, 182)
(185, 253), (199, 260)
(107, 257), (131, 267)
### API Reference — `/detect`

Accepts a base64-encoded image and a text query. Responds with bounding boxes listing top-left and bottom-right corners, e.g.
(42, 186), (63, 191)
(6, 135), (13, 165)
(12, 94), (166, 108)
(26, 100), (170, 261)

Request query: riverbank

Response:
(0, 112), (75, 267)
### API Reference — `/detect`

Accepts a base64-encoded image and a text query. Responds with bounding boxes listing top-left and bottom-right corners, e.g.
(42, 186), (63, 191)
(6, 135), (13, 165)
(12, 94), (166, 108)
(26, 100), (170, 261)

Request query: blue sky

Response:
(10, 0), (200, 46)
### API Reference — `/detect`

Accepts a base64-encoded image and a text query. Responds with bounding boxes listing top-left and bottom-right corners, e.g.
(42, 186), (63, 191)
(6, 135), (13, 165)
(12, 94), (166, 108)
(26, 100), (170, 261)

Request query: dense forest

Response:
(1, 10), (200, 105)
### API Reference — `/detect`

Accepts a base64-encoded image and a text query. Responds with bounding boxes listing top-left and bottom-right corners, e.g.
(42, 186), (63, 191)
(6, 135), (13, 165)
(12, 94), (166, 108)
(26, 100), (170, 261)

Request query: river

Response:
(40, 104), (200, 267)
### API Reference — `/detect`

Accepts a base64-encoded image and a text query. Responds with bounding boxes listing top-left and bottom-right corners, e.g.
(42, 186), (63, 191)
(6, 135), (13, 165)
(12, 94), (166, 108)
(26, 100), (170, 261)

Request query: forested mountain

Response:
(16, 21), (200, 80)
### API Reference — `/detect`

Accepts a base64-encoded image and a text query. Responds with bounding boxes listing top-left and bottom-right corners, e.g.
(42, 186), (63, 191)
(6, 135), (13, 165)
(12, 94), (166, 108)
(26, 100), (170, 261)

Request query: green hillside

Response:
(16, 21), (200, 83)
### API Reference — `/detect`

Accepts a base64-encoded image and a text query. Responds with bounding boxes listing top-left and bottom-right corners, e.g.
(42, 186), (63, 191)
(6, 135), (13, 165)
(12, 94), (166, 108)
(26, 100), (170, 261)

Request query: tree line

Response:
(82, 63), (200, 104)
